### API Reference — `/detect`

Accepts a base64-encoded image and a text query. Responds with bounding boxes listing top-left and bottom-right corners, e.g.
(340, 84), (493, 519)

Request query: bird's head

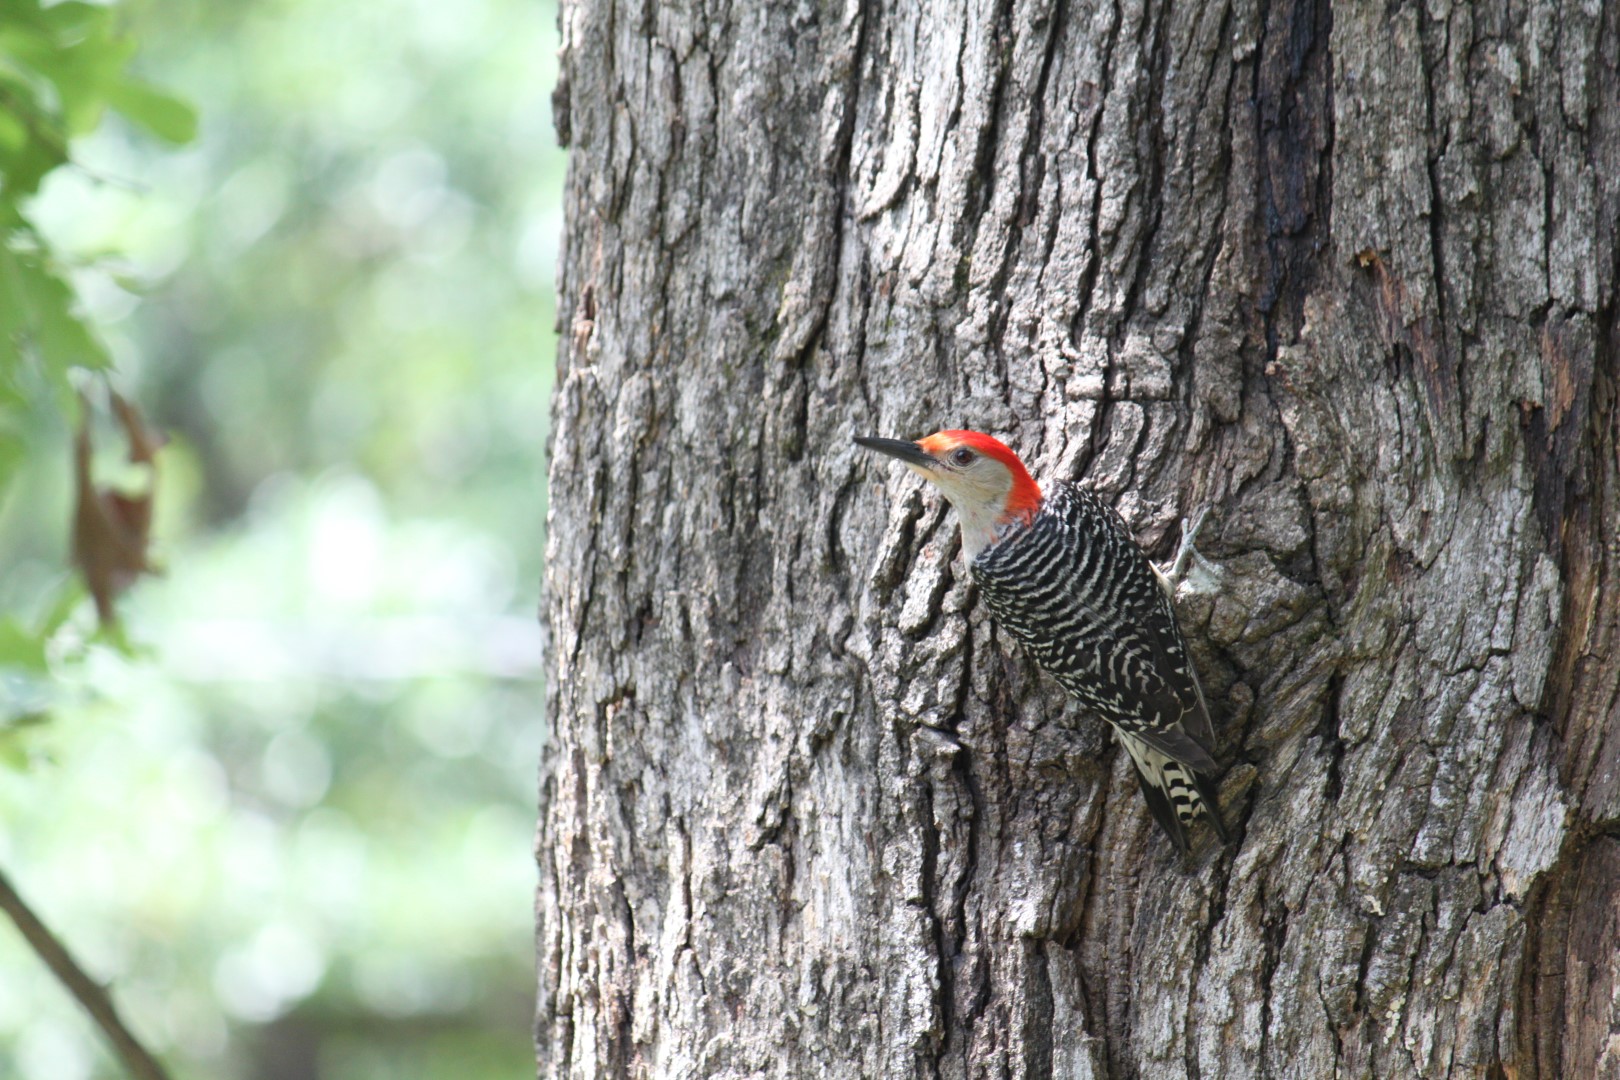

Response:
(855, 429), (1042, 557)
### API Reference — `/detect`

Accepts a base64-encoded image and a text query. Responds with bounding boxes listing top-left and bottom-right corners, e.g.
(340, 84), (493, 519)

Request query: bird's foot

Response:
(1160, 509), (1223, 596)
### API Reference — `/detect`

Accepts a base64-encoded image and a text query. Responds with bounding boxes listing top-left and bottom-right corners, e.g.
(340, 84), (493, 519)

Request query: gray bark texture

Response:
(536, 0), (1620, 1075)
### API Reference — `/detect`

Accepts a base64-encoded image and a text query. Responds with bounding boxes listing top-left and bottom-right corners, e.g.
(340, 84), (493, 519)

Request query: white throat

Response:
(947, 495), (1009, 560)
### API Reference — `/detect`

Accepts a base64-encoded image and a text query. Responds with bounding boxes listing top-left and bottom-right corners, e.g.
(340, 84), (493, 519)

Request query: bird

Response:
(856, 429), (1230, 853)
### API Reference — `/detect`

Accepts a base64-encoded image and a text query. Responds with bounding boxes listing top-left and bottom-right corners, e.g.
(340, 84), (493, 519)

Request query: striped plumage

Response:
(971, 482), (1228, 852)
(856, 429), (1228, 854)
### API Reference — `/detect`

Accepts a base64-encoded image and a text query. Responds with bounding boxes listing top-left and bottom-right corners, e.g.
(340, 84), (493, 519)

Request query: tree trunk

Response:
(535, 0), (1619, 1075)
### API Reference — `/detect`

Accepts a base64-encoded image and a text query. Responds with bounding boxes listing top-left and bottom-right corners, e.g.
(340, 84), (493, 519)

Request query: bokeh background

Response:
(0, 0), (562, 1076)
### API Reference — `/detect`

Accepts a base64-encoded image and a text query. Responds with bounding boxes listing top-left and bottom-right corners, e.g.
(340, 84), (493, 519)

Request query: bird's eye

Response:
(950, 447), (976, 467)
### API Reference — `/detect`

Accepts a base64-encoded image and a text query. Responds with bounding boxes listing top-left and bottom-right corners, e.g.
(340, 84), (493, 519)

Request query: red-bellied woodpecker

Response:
(857, 429), (1230, 854)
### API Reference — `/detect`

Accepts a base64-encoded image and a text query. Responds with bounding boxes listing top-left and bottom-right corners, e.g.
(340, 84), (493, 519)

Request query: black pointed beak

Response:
(855, 435), (935, 469)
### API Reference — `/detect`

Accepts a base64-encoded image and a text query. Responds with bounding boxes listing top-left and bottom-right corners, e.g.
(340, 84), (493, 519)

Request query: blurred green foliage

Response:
(0, 0), (194, 357)
(0, 0), (561, 1076)
(0, 0), (195, 661)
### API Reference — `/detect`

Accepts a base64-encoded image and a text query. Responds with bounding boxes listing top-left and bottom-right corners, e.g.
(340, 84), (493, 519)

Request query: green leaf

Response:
(10, 248), (108, 376)
(106, 79), (197, 143)
(37, 2), (107, 38)
(0, 74), (68, 199)
(2, 5), (133, 137)
(0, 106), (29, 154)
(0, 617), (48, 673)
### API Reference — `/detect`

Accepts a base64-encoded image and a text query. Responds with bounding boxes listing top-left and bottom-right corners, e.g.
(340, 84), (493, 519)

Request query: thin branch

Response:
(0, 863), (173, 1080)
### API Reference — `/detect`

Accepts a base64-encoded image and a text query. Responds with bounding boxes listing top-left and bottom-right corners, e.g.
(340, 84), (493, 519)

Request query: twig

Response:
(0, 863), (173, 1080)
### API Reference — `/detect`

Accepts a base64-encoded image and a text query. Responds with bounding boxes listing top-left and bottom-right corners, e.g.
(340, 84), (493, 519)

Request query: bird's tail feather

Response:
(1119, 732), (1229, 853)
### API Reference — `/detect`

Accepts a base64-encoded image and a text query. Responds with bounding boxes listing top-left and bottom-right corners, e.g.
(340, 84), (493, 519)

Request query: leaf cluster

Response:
(0, 0), (191, 735)
(0, 0), (193, 471)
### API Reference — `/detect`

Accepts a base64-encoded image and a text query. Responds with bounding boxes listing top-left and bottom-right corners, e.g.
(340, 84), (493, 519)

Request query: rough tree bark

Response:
(536, 0), (1619, 1075)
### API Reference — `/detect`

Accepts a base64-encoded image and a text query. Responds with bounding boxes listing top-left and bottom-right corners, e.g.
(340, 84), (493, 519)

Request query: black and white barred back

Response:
(971, 482), (1229, 853)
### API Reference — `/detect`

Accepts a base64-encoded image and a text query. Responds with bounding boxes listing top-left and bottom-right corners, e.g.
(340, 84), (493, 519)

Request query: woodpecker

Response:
(856, 429), (1230, 854)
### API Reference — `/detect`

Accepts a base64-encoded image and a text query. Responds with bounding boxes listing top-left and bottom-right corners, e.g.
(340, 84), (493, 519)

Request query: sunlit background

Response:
(0, 0), (562, 1076)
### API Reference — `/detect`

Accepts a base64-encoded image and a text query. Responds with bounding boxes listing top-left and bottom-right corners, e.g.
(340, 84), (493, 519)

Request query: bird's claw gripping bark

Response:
(1162, 509), (1222, 596)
